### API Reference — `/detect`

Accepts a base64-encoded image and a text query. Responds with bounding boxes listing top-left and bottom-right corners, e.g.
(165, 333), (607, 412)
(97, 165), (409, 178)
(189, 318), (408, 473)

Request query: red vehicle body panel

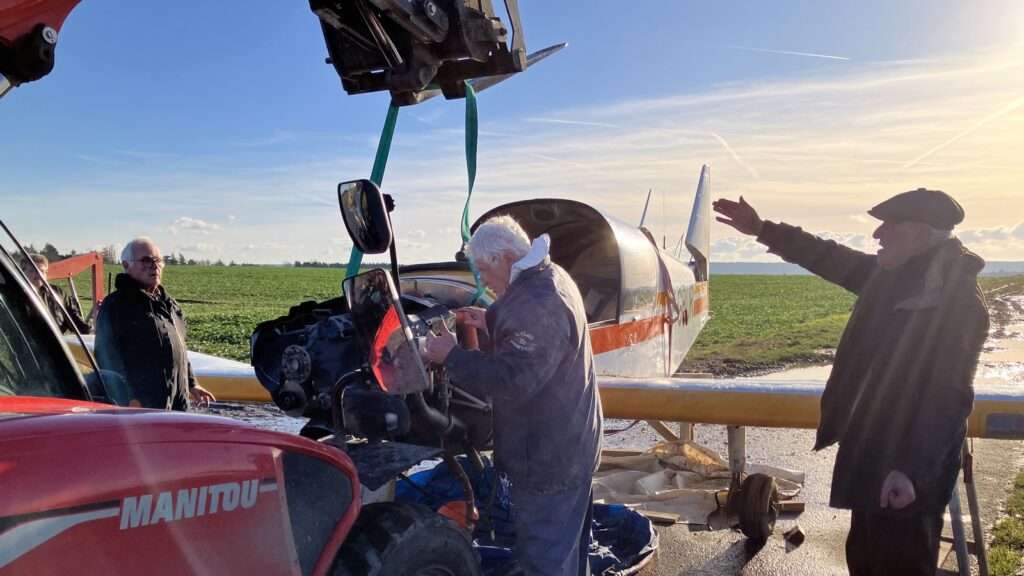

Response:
(0, 396), (361, 575)
(0, 0), (80, 43)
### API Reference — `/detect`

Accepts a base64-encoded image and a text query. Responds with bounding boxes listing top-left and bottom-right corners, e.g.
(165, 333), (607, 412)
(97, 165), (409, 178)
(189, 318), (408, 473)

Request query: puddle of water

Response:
(982, 324), (1024, 364)
(750, 323), (1024, 386)
(203, 402), (304, 434)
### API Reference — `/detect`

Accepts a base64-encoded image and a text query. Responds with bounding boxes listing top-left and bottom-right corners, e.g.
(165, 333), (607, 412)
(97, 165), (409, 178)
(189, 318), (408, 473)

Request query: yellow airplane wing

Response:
(67, 336), (1024, 439)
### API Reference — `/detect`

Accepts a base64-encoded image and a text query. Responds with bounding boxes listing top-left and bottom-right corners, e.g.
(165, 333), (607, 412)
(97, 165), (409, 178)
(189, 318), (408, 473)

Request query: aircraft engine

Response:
(251, 291), (492, 452)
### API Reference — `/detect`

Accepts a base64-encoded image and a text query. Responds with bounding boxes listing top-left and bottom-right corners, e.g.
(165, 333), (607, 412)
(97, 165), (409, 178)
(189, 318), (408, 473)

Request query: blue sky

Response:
(3, 1), (1023, 264)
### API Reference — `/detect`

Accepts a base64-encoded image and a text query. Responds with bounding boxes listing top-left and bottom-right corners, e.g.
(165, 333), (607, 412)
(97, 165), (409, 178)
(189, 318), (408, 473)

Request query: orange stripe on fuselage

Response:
(590, 316), (665, 354)
(692, 281), (709, 316)
(692, 297), (707, 316)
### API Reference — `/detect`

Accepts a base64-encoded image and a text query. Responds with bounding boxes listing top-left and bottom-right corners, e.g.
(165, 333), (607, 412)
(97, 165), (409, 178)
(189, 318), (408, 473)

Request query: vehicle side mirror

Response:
(85, 369), (131, 406)
(338, 179), (393, 254)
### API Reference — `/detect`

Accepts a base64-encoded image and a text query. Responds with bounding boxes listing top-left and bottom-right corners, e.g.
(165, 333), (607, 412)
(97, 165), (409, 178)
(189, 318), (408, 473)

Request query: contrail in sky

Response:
(727, 45), (851, 61)
(709, 132), (760, 179)
(527, 117), (619, 128)
(904, 95), (1024, 168)
(526, 152), (590, 169)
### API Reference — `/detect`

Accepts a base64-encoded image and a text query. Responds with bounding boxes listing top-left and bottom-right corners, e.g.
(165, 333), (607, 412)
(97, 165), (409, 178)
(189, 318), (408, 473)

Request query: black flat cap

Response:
(868, 188), (964, 230)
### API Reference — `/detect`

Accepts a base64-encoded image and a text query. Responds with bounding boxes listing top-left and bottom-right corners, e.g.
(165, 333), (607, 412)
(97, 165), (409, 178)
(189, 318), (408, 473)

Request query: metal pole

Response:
(727, 425), (746, 476)
(948, 477), (971, 575)
(963, 440), (989, 576)
(678, 422), (694, 443)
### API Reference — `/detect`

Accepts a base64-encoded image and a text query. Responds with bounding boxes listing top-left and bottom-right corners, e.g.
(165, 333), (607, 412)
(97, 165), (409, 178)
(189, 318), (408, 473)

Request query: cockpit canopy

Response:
(472, 199), (665, 325)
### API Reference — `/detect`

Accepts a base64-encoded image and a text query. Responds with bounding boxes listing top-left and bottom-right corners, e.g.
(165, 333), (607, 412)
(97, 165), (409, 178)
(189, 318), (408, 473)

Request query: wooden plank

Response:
(646, 420), (680, 442)
(640, 510), (680, 525)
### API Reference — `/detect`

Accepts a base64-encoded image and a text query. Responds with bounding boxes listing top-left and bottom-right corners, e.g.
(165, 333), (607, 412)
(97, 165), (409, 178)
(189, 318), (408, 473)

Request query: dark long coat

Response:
(758, 221), (989, 513)
(95, 273), (196, 411)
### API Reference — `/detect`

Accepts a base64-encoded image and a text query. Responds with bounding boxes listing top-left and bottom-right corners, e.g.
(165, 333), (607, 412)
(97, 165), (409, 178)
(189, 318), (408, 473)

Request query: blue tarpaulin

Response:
(396, 458), (658, 575)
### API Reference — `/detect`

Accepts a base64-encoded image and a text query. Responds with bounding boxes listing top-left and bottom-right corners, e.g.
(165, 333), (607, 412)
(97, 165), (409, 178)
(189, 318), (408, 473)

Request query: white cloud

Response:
(958, 222), (1024, 243)
(168, 217), (222, 235)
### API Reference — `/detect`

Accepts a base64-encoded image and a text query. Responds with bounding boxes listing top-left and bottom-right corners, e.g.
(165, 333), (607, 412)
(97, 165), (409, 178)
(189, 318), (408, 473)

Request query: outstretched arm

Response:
(714, 196), (878, 294)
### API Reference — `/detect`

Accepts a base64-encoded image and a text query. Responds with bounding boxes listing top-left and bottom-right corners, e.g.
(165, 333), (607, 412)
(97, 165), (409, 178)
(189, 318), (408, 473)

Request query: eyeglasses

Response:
(133, 256), (164, 267)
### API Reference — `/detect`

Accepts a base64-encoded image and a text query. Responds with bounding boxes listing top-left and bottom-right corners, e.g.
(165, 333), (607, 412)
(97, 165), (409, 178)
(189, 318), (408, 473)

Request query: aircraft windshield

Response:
(345, 269), (430, 395)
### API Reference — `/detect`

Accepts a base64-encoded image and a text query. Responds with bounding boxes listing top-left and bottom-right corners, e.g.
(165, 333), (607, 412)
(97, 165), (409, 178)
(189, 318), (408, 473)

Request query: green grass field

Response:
(69, 267), (1022, 370)
(685, 274), (1023, 373)
(684, 275), (856, 373)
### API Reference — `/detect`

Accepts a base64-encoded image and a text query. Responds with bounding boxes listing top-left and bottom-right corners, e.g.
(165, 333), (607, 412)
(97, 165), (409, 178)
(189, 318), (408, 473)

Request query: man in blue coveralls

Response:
(422, 215), (603, 576)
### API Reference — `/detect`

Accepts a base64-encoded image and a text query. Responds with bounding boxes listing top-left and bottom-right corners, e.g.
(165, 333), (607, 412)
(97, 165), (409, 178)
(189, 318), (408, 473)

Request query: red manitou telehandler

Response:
(0, 1), (545, 573)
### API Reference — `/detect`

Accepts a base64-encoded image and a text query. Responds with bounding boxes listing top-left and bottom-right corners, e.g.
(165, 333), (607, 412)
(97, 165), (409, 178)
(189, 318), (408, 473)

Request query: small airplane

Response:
(398, 165), (711, 380)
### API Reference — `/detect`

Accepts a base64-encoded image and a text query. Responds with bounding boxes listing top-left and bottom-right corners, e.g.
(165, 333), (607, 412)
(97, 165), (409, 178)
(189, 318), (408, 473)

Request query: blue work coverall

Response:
(444, 258), (603, 576)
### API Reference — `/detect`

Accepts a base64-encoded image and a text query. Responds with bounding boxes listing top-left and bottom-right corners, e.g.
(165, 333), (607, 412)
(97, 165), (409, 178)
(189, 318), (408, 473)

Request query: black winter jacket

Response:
(95, 274), (196, 410)
(39, 283), (92, 334)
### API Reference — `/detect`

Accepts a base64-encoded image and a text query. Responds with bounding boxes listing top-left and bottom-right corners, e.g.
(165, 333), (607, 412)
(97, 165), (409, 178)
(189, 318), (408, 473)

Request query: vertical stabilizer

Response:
(639, 189), (653, 227)
(684, 165), (711, 281)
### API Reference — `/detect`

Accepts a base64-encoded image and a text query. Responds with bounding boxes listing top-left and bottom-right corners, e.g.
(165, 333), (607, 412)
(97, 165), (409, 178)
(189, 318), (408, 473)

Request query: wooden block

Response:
(640, 510), (680, 525)
(778, 501), (805, 514)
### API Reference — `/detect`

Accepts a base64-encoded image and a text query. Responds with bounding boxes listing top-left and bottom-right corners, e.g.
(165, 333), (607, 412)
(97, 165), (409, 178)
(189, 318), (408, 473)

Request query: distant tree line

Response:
(23, 242), (384, 269)
(291, 260), (391, 268)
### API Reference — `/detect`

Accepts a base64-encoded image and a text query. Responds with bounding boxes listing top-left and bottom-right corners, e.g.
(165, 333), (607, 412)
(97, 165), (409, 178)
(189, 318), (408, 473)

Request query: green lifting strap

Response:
(346, 102), (400, 279)
(461, 82), (487, 304)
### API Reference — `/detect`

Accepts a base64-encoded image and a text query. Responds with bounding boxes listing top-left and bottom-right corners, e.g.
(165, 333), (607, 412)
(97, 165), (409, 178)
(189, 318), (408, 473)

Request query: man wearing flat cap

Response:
(714, 188), (988, 575)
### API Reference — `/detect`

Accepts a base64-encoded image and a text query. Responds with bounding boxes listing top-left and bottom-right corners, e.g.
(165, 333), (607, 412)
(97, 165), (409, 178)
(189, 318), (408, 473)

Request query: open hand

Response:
(712, 196), (764, 237)
(880, 470), (916, 510)
(422, 322), (458, 364)
(190, 385), (216, 409)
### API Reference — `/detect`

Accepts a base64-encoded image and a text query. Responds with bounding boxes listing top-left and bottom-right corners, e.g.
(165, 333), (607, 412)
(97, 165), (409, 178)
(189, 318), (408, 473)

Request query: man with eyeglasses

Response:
(95, 237), (215, 410)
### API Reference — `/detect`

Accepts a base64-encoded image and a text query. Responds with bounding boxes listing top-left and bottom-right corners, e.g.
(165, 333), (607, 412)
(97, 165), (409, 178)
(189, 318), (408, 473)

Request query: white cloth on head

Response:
(509, 233), (550, 284)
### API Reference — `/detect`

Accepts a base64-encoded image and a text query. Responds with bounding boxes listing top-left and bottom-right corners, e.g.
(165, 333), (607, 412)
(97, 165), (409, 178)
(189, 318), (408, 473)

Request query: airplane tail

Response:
(684, 165), (711, 281)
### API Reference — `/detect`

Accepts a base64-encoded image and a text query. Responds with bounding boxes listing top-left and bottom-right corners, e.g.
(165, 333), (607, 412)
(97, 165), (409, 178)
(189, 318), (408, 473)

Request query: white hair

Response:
(468, 215), (531, 267)
(121, 237), (157, 264)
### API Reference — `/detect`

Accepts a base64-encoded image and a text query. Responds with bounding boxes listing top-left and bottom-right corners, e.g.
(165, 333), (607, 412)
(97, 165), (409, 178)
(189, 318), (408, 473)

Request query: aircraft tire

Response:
(332, 502), (481, 576)
(738, 473), (779, 545)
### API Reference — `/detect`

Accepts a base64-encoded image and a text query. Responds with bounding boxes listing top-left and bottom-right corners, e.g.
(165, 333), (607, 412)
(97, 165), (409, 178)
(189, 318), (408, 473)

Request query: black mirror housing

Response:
(338, 179), (393, 254)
